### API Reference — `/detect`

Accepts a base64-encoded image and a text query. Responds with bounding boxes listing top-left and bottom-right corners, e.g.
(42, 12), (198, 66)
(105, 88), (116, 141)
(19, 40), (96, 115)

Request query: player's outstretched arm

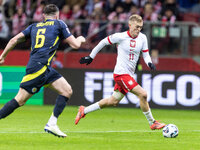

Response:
(0, 32), (25, 65)
(79, 37), (109, 65)
(65, 35), (86, 49)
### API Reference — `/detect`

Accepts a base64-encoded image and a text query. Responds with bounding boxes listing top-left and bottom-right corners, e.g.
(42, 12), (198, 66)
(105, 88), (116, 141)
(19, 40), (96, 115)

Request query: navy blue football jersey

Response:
(22, 19), (71, 66)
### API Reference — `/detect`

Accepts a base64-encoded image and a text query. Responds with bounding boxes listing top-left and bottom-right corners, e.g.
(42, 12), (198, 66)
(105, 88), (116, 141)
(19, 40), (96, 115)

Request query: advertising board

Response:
(44, 69), (200, 109)
(0, 66), (43, 105)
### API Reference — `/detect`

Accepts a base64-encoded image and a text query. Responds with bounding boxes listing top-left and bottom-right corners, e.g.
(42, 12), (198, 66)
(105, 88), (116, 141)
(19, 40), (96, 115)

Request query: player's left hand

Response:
(148, 62), (156, 70)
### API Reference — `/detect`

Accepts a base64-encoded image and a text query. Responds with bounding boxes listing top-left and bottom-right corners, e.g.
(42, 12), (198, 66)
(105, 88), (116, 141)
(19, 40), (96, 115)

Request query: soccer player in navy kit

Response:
(0, 4), (85, 138)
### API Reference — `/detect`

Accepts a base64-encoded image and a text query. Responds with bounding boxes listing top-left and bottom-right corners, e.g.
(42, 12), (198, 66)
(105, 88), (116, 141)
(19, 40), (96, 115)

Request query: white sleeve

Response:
(141, 35), (152, 66)
(142, 50), (152, 66)
(89, 33), (121, 59)
(89, 37), (109, 59)
(142, 34), (148, 51)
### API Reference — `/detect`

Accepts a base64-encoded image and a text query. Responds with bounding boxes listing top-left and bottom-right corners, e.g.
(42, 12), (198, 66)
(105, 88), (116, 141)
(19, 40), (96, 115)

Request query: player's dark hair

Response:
(43, 4), (59, 16)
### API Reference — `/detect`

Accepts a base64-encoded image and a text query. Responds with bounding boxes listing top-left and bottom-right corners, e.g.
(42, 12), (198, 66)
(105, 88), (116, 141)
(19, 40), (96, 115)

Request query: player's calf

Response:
(107, 97), (119, 106)
(99, 96), (120, 108)
(0, 99), (19, 119)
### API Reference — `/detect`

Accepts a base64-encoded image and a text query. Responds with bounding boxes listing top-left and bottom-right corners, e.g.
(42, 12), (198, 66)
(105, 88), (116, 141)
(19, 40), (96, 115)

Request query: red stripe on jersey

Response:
(142, 49), (149, 52)
(107, 36), (112, 45)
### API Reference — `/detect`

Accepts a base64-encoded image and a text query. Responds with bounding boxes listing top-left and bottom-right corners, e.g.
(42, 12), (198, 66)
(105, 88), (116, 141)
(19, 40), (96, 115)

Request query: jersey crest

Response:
(130, 40), (136, 48)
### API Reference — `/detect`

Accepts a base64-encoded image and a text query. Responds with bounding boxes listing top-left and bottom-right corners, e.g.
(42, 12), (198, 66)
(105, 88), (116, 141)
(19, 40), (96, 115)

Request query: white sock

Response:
(47, 113), (57, 126)
(143, 109), (155, 125)
(84, 102), (100, 114)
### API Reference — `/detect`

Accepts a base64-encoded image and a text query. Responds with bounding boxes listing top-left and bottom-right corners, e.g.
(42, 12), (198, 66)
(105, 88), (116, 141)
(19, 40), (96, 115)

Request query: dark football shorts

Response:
(20, 62), (62, 94)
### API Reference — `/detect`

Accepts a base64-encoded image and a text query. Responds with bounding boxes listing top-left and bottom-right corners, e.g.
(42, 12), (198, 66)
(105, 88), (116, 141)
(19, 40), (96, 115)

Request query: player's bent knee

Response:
(15, 99), (26, 106)
(62, 87), (73, 98)
(67, 86), (73, 96)
(143, 92), (147, 99)
(139, 91), (147, 101)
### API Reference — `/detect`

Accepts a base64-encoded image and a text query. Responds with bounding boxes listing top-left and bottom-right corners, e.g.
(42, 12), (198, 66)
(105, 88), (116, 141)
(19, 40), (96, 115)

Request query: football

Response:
(162, 124), (179, 138)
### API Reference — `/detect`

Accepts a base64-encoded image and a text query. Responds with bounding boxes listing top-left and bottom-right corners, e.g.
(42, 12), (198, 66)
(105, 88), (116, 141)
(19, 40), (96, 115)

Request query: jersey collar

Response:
(44, 18), (54, 22)
(127, 30), (138, 39)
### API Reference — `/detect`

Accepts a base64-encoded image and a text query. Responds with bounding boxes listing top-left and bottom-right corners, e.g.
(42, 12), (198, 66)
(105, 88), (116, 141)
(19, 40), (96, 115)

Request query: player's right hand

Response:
(0, 56), (5, 65)
(79, 56), (93, 65)
(148, 62), (156, 70)
(77, 36), (86, 43)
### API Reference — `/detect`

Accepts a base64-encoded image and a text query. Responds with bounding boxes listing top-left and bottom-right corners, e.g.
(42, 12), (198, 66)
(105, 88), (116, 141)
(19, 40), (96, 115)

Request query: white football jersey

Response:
(108, 31), (148, 76)
(90, 31), (151, 77)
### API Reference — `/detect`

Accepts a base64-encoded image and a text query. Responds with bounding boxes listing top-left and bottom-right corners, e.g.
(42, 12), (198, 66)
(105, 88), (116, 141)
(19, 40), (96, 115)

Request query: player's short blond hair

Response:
(128, 14), (143, 24)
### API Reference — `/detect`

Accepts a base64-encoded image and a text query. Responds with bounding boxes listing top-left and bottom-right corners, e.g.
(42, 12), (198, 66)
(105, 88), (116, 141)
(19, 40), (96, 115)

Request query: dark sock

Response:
(0, 99), (20, 119)
(53, 95), (69, 118)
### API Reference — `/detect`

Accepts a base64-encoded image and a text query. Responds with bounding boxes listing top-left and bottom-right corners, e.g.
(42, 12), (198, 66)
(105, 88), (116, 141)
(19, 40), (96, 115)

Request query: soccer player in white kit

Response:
(75, 14), (166, 130)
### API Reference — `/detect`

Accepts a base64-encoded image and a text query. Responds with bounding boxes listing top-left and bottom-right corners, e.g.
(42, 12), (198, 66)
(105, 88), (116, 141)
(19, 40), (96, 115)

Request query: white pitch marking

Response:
(0, 130), (155, 134)
(0, 130), (199, 134)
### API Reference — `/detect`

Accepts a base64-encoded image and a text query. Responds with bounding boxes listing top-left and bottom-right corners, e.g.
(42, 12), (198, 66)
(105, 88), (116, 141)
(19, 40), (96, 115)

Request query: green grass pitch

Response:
(0, 105), (199, 150)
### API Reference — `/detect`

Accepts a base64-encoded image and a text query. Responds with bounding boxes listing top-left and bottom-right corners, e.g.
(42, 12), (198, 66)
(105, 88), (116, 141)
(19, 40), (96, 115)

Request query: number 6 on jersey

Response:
(35, 28), (46, 48)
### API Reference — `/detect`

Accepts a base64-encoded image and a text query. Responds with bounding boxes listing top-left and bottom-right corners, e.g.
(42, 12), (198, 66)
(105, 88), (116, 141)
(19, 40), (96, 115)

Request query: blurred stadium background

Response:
(0, 0), (200, 149)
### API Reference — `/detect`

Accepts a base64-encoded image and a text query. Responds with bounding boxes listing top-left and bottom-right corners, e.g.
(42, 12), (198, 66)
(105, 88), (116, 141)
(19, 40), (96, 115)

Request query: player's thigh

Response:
(48, 77), (72, 97)
(15, 88), (33, 105)
(130, 84), (146, 97)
